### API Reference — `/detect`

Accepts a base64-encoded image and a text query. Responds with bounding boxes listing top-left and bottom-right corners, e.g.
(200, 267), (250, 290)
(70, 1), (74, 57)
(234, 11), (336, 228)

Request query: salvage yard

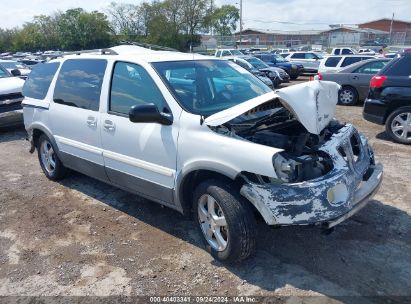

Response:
(0, 76), (410, 302)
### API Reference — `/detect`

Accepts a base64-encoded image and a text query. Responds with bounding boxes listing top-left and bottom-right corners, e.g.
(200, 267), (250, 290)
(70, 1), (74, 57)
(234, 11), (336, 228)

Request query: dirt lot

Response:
(0, 76), (410, 302)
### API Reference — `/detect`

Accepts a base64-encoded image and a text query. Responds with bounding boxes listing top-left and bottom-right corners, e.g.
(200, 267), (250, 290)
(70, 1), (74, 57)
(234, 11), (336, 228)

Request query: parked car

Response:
(319, 58), (391, 105)
(0, 60), (31, 78)
(318, 55), (375, 73)
(363, 52), (411, 144)
(358, 48), (376, 55)
(0, 64), (25, 128)
(241, 56), (290, 87)
(22, 46), (383, 263)
(214, 49), (244, 57)
(331, 47), (356, 55)
(225, 56), (275, 89)
(285, 52), (324, 73)
(253, 53), (304, 80)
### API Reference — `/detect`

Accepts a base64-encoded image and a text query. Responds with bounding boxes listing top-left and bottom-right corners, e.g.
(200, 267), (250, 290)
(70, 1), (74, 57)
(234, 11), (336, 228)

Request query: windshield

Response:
(0, 65), (10, 78)
(274, 54), (286, 62)
(152, 60), (271, 116)
(245, 57), (269, 69)
(231, 50), (243, 56)
(1, 61), (27, 70)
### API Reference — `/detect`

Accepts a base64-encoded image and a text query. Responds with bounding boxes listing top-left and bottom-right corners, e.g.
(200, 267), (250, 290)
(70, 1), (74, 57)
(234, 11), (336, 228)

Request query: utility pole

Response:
(210, 0), (214, 36)
(239, 0), (243, 48)
(389, 13), (394, 44)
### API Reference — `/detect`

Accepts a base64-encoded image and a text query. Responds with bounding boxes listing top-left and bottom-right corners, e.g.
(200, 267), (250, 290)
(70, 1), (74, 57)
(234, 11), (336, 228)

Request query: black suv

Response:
(363, 52), (411, 144)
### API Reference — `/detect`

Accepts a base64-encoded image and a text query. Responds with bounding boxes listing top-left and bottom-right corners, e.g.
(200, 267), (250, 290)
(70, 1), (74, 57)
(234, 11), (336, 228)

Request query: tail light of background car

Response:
(370, 75), (387, 88)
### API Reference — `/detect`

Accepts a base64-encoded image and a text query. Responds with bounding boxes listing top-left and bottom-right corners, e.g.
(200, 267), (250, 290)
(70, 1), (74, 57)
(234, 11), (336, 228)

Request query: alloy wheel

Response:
(391, 112), (411, 141)
(40, 140), (56, 174)
(197, 194), (229, 251)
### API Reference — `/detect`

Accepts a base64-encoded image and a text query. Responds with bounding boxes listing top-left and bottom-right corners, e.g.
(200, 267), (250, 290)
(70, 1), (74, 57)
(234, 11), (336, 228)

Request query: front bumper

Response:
(240, 124), (383, 227)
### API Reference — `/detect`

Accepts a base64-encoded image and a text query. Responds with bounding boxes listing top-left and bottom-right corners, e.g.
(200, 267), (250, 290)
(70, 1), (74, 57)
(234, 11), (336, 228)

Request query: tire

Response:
(193, 179), (256, 264)
(338, 86), (358, 106)
(385, 106), (411, 145)
(37, 134), (67, 180)
(290, 75), (298, 80)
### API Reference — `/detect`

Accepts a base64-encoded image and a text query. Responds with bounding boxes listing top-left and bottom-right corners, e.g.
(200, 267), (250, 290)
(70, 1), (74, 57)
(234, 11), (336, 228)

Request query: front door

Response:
(100, 61), (179, 205)
(50, 59), (108, 181)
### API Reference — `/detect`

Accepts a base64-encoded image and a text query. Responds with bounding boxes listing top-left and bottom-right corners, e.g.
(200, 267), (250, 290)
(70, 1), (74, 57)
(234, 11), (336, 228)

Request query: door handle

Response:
(86, 116), (97, 127)
(103, 120), (115, 132)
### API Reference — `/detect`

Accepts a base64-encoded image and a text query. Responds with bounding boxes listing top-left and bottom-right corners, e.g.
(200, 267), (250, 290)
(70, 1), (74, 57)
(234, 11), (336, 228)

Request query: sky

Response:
(1, 0), (411, 31)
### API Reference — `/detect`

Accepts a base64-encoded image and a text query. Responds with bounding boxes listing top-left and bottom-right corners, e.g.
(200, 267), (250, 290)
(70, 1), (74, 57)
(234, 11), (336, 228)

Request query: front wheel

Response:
(37, 134), (67, 180)
(385, 106), (411, 144)
(193, 179), (256, 264)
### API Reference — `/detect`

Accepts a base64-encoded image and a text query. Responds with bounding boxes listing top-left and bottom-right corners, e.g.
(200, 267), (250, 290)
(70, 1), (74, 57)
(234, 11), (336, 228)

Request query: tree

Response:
(207, 5), (239, 37)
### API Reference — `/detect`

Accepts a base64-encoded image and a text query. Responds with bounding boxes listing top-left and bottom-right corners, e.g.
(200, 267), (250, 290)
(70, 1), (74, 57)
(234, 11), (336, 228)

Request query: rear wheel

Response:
(193, 179), (256, 264)
(338, 86), (358, 106)
(385, 107), (411, 144)
(37, 134), (67, 180)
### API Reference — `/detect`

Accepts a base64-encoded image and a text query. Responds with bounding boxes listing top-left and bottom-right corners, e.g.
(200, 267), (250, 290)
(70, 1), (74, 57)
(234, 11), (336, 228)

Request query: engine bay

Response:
(211, 99), (345, 183)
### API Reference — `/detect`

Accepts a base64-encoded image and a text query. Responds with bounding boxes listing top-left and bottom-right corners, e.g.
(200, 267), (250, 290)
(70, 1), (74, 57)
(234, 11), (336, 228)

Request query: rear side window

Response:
(53, 59), (107, 111)
(23, 62), (60, 100)
(383, 55), (411, 76)
(354, 61), (389, 74)
(222, 51), (230, 56)
(291, 53), (304, 59)
(305, 53), (317, 59)
(334, 49), (341, 55)
(325, 57), (342, 67)
(341, 49), (353, 55)
(341, 57), (362, 67)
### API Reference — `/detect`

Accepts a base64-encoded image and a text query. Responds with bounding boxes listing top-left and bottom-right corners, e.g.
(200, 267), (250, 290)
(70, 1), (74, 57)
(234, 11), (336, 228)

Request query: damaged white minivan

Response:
(22, 45), (383, 263)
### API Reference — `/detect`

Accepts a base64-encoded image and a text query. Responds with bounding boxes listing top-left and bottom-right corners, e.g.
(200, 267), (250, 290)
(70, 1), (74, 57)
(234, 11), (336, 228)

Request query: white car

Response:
(318, 55), (375, 73)
(0, 64), (25, 128)
(331, 47), (357, 55)
(22, 45), (383, 263)
(0, 59), (31, 78)
(214, 49), (244, 57)
(285, 52), (324, 73)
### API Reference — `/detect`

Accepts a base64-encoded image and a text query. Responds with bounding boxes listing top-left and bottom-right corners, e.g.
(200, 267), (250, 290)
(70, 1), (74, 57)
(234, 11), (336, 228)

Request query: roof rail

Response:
(63, 48), (118, 56)
(119, 41), (178, 52)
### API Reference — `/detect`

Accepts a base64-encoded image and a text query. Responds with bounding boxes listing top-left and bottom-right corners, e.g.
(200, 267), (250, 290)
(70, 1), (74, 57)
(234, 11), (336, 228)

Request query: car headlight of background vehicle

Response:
(268, 71), (275, 78)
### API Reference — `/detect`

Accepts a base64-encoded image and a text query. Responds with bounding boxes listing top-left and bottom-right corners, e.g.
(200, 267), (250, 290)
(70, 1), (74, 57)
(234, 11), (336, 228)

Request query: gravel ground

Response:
(0, 76), (410, 302)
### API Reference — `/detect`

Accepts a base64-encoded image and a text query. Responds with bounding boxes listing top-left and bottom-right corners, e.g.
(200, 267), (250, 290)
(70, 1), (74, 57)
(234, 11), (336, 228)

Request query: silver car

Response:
(319, 58), (391, 105)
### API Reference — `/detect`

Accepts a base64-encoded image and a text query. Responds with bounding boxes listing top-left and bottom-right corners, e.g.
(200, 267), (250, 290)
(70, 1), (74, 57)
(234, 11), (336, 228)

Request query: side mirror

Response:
(129, 103), (173, 125)
(11, 69), (21, 77)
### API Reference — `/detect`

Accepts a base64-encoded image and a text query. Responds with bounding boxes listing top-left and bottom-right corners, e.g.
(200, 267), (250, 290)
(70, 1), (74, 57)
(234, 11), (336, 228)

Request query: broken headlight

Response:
(272, 152), (333, 183)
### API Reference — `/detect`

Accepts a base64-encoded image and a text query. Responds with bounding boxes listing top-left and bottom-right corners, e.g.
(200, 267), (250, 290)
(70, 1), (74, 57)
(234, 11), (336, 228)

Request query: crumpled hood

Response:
(205, 80), (341, 135)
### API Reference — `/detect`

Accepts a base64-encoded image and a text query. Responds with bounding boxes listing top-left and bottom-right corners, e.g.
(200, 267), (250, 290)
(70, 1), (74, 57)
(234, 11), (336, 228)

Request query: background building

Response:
(199, 18), (411, 50)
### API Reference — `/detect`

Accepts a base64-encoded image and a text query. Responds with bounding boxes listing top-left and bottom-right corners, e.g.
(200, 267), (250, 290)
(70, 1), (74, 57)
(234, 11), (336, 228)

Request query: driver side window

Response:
(110, 62), (166, 115)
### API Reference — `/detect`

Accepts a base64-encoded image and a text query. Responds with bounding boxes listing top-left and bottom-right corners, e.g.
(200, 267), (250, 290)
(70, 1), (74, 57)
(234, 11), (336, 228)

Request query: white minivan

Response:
(22, 45), (383, 263)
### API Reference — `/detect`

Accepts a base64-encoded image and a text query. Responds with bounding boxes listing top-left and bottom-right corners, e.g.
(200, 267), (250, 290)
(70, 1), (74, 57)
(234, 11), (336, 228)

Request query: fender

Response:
(26, 122), (61, 158)
(174, 160), (241, 213)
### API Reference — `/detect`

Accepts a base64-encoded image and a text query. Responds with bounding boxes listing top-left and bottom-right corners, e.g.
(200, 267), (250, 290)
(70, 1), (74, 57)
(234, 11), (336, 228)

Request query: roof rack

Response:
(119, 41), (178, 52)
(63, 48), (118, 56)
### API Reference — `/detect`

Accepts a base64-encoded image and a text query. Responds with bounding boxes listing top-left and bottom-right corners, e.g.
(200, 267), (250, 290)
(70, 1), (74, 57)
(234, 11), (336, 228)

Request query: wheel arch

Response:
(28, 123), (61, 157)
(176, 166), (245, 216)
(384, 103), (411, 124)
